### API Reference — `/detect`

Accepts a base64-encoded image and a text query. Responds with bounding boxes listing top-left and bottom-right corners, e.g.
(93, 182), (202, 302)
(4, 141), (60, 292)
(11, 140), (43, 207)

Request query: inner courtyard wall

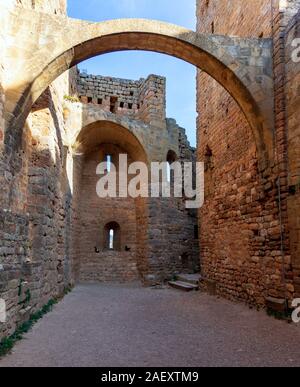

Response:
(196, 0), (298, 306)
(0, 0), (76, 339)
(285, 9), (300, 297)
(73, 74), (199, 284)
(78, 72), (166, 127)
(77, 146), (139, 283)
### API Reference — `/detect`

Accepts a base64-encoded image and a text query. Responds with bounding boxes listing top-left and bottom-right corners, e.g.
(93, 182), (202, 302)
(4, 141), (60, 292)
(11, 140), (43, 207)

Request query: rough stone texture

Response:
(1, 284), (300, 368)
(0, 0), (299, 344)
(196, 0), (300, 307)
(77, 146), (139, 283)
(0, 21), (4, 147)
(78, 72), (166, 126)
(13, 0), (66, 13)
(71, 75), (198, 284)
(0, 0), (199, 338)
(0, 69), (198, 340)
(286, 10), (300, 297)
(0, 0), (77, 340)
(1, 7), (274, 169)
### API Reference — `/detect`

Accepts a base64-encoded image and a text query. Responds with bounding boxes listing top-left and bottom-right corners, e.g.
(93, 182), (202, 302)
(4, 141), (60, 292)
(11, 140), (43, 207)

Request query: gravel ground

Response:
(0, 283), (300, 367)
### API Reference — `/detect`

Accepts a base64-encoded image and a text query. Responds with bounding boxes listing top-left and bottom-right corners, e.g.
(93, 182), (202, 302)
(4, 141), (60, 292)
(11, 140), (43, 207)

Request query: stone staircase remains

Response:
(168, 273), (201, 292)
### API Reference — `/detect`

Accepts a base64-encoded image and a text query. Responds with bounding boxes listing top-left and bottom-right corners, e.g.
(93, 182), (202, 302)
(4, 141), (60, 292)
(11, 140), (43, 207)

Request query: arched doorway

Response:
(72, 120), (149, 283)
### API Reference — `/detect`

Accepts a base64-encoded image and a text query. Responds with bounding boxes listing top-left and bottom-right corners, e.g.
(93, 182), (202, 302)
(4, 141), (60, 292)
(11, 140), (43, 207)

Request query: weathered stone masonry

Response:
(286, 8), (300, 297)
(0, 0), (300, 340)
(77, 72), (166, 126)
(0, 1), (199, 338)
(70, 72), (199, 284)
(0, 0), (75, 338)
(197, 0), (300, 306)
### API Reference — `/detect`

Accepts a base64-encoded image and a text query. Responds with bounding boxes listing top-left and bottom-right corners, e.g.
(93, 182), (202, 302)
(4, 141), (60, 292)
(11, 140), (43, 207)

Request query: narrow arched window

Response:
(167, 162), (171, 183)
(106, 154), (112, 172)
(109, 229), (114, 249)
(104, 222), (121, 251)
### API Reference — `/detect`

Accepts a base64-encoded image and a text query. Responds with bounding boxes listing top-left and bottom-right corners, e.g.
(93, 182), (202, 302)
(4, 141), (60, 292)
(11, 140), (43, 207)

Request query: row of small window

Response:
(82, 96), (140, 111)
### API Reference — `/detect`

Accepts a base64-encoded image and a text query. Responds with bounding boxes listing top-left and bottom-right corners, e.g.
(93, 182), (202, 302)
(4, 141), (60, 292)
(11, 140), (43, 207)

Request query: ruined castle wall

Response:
(13, 0), (66, 13)
(0, 2), (27, 339)
(0, 0), (76, 339)
(146, 119), (199, 281)
(286, 10), (300, 297)
(147, 197), (199, 280)
(23, 0), (75, 310)
(73, 117), (199, 283)
(77, 146), (139, 283)
(78, 73), (166, 127)
(138, 75), (166, 128)
(196, 0), (294, 306)
(62, 94), (198, 283)
(78, 74), (141, 118)
(0, 26), (4, 148)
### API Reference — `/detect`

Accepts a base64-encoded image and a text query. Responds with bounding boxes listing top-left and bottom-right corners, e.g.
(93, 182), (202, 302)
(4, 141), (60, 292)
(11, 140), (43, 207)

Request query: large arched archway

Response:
(3, 13), (274, 168)
(66, 107), (151, 162)
(72, 119), (149, 282)
(73, 119), (149, 164)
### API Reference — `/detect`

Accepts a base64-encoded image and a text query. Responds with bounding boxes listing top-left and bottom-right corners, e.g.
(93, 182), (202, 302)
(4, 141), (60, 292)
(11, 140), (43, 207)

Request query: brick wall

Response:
(0, 210), (29, 338)
(196, 0), (295, 306)
(144, 118), (199, 281)
(5, 0), (299, 338)
(285, 10), (300, 297)
(0, 12), (4, 147)
(77, 146), (139, 283)
(71, 113), (199, 284)
(0, 0), (75, 339)
(78, 73), (166, 127)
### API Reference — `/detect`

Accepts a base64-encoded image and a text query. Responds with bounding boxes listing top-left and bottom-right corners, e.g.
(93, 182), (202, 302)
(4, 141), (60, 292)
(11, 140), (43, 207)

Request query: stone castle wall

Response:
(72, 72), (199, 284)
(14, 0), (66, 13)
(0, 0), (299, 342)
(77, 147), (140, 283)
(196, 0), (299, 306)
(0, 0), (76, 339)
(286, 9), (300, 297)
(78, 72), (166, 126)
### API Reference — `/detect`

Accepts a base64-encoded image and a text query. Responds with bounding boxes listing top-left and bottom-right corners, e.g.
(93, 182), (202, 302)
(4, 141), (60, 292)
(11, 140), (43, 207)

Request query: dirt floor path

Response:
(1, 283), (300, 367)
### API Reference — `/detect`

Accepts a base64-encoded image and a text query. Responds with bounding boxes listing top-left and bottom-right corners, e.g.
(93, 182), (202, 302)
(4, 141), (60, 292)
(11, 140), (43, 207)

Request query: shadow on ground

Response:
(1, 283), (300, 367)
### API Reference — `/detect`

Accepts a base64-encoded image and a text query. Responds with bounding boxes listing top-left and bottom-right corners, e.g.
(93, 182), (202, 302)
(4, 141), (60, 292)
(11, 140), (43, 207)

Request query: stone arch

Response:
(4, 16), (274, 169)
(68, 107), (150, 162)
(73, 118), (149, 164)
(72, 118), (150, 280)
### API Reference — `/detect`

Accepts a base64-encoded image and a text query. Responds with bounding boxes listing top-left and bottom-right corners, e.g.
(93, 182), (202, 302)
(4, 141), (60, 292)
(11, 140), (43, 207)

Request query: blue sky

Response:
(67, 0), (197, 146)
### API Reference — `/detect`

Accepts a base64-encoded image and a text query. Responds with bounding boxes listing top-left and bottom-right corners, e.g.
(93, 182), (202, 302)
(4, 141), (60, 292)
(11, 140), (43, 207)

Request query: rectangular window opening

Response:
(109, 229), (114, 249)
(106, 155), (112, 172)
(110, 96), (118, 113)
